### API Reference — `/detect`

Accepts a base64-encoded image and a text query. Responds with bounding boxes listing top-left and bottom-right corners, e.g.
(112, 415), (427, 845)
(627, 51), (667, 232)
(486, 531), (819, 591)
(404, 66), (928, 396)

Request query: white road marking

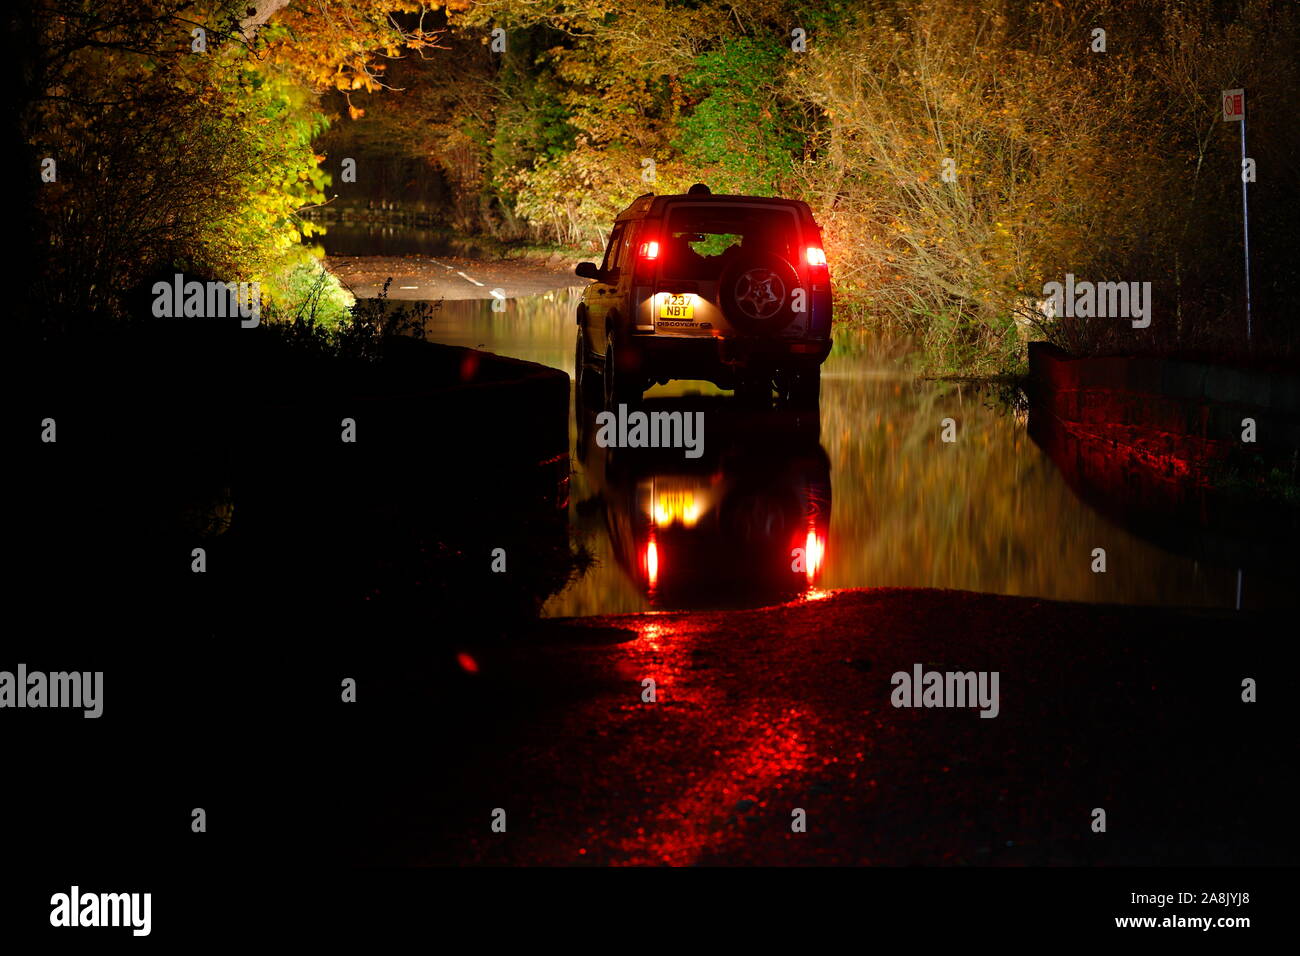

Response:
(427, 257), (485, 287)
(398, 285), (420, 289)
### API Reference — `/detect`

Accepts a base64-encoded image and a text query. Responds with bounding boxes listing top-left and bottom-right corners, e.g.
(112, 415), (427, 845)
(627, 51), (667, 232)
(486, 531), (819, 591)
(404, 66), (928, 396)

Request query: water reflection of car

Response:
(578, 398), (831, 609)
(573, 184), (833, 410)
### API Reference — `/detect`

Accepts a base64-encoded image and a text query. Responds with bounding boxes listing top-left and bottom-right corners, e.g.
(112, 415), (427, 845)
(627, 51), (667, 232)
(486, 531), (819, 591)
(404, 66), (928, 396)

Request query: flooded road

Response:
(313, 222), (464, 258)
(421, 287), (1288, 615)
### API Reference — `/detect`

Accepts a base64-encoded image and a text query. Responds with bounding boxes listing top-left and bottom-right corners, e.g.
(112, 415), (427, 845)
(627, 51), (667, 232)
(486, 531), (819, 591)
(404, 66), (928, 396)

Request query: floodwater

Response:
(421, 287), (1291, 616)
(310, 222), (463, 258)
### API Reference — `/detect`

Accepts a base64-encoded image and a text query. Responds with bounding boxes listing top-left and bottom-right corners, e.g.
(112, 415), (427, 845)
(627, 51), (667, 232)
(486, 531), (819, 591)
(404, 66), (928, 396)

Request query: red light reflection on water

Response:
(805, 529), (825, 583)
(645, 538), (659, 589)
(597, 616), (822, 866)
(611, 706), (818, 866)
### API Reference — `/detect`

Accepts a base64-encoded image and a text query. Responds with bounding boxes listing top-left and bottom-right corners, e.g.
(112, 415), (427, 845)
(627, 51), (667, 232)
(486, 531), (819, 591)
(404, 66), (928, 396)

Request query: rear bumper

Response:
(628, 333), (832, 375)
(717, 335), (833, 367)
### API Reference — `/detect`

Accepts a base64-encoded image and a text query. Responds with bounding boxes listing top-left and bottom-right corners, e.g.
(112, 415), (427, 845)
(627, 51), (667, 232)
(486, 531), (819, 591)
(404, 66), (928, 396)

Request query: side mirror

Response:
(575, 261), (602, 281)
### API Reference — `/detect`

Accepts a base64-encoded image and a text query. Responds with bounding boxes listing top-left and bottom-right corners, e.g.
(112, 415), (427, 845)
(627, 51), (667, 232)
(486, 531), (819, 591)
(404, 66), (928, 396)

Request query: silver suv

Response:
(574, 185), (832, 409)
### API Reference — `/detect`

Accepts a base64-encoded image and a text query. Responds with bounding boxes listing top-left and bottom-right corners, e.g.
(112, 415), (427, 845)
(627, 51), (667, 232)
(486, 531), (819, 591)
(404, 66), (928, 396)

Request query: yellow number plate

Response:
(658, 293), (694, 320)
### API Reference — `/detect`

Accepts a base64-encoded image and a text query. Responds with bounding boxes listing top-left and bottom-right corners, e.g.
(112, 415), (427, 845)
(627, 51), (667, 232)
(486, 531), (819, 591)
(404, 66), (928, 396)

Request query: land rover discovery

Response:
(574, 185), (832, 409)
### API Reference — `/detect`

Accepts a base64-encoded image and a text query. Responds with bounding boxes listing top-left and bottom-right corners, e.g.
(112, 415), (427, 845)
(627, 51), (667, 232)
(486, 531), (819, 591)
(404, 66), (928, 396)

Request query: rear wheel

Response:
(777, 368), (821, 410)
(575, 327), (598, 406)
(603, 329), (642, 407)
(734, 372), (772, 409)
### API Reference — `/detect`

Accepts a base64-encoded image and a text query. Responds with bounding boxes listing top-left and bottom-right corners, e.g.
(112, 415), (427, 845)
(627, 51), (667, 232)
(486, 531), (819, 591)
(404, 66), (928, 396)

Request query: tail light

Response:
(805, 231), (831, 336)
(633, 223), (661, 284)
(645, 538), (660, 587)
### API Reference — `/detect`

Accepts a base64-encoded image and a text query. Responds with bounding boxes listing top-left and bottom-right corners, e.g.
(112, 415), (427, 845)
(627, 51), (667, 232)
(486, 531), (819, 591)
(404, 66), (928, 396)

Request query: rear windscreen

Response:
(659, 204), (801, 280)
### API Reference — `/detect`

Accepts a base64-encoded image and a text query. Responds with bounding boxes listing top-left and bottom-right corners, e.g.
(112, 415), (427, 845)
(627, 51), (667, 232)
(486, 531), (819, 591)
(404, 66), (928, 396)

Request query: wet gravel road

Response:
(334, 589), (1294, 866)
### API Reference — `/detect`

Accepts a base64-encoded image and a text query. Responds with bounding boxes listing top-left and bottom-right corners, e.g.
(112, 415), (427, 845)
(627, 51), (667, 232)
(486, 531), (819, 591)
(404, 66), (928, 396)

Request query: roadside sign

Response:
(1222, 88), (1244, 121)
(1222, 89), (1251, 345)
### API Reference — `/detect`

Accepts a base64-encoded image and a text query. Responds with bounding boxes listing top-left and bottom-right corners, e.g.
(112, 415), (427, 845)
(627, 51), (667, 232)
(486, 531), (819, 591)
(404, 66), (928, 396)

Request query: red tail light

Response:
(633, 228), (661, 284)
(805, 246), (827, 268)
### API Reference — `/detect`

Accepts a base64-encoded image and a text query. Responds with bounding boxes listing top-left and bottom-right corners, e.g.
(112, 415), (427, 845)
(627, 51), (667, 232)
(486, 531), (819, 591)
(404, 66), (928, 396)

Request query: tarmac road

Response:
(333, 588), (1295, 867)
(325, 253), (580, 301)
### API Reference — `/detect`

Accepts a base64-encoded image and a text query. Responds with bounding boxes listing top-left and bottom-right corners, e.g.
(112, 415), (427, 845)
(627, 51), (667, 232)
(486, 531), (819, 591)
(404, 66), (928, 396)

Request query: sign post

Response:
(1222, 88), (1251, 346)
